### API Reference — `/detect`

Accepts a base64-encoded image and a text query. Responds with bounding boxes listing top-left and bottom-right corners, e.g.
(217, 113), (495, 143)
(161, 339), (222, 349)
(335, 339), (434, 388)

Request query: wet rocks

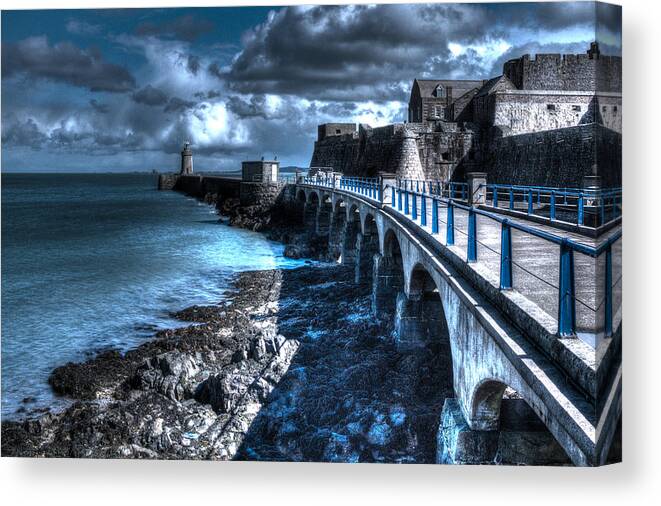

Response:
(48, 349), (132, 400)
(132, 352), (201, 401)
(3, 261), (452, 464)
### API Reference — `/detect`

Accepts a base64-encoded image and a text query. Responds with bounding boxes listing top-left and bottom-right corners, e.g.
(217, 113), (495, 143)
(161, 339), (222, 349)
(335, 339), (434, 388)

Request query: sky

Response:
(1, 2), (622, 173)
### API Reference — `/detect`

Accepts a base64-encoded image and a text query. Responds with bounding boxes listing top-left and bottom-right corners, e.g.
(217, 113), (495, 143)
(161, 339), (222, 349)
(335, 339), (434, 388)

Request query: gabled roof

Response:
(475, 75), (516, 97)
(412, 78), (485, 98)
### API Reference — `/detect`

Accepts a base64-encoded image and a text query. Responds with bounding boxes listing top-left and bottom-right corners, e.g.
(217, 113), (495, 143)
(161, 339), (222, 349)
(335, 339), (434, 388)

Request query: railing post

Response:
(558, 239), (576, 336)
(397, 188), (402, 211)
(404, 190), (410, 215)
(421, 194), (427, 226)
(604, 243), (613, 337)
(446, 201), (454, 245)
(493, 186), (498, 208)
(412, 192), (418, 220)
(527, 189), (533, 215)
(499, 220), (512, 289)
(550, 191), (556, 221)
(391, 186), (395, 207)
(578, 193), (584, 226)
(431, 198), (439, 233)
(600, 196), (605, 226)
(509, 187), (514, 210)
(467, 208), (477, 262)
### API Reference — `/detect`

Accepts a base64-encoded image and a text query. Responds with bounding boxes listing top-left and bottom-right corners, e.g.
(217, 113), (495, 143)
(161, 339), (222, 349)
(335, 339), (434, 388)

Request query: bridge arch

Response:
(465, 378), (573, 464)
(395, 263), (452, 360)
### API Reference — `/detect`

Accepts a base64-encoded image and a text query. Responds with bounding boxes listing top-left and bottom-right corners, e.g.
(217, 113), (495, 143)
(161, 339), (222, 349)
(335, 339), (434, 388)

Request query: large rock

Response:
(195, 369), (256, 413)
(133, 352), (200, 401)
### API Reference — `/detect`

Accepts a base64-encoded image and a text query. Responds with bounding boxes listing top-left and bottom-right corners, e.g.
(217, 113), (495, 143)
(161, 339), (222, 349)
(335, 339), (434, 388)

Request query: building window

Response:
(613, 105), (618, 112)
(572, 105), (581, 112)
(547, 104), (556, 111)
(602, 106), (607, 112)
(441, 152), (450, 161)
(335, 129), (341, 134)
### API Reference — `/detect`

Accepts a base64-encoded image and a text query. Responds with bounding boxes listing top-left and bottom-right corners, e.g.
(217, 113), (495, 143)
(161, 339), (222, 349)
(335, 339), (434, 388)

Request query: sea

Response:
(1, 173), (308, 419)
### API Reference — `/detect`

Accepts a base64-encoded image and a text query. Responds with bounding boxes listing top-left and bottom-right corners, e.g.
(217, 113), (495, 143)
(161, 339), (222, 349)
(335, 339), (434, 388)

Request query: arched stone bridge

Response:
(292, 176), (621, 466)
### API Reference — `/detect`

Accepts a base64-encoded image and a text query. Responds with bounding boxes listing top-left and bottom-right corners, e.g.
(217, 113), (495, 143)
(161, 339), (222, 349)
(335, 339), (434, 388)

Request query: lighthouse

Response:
(180, 141), (193, 175)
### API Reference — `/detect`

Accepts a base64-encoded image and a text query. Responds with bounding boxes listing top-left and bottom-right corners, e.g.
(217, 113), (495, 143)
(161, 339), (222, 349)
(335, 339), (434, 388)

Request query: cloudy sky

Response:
(1, 2), (621, 173)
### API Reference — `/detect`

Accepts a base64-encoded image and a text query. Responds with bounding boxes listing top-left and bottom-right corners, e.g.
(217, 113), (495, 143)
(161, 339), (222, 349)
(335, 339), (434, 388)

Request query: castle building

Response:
(310, 42), (621, 188)
(408, 79), (484, 126)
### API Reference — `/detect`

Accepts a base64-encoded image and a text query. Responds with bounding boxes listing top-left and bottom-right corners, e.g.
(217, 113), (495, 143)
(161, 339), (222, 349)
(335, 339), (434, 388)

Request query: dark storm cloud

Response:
(193, 90), (222, 100)
(131, 85), (169, 106)
(163, 97), (196, 113)
(1, 36), (136, 92)
(227, 95), (270, 119)
(222, 3), (619, 101)
(135, 14), (214, 42)
(89, 99), (110, 114)
(186, 54), (201, 75)
(1, 118), (48, 149)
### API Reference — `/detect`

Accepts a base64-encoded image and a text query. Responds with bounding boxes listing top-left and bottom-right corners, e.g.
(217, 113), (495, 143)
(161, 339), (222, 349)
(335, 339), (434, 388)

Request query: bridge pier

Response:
(355, 231), (379, 285)
(316, 197), (332, 237)
(341, 207), (361, 266)
(371, 254), (404, 321)
(437, 398), (572, 465)
(393, 292), (448, 352)
(303, 198), (319, 231)
(328, 203), (346, 261)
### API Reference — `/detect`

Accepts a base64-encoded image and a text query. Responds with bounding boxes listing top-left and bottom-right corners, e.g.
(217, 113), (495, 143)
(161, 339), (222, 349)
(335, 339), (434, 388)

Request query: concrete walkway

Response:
(378, 190), (622, 345)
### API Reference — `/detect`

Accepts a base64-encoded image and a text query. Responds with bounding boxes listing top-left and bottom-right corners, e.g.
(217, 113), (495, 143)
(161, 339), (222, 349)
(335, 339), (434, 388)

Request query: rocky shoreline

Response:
(1, 194), (450, 462)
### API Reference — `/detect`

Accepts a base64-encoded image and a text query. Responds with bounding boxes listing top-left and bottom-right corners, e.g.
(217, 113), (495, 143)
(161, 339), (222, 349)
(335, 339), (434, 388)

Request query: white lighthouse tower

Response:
(180, 141), (193, 175)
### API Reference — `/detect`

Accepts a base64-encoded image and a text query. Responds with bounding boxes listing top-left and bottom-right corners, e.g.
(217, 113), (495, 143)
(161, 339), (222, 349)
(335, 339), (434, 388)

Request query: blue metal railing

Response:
(389, 183), (620, 338)
(339, 176), (381, 200)
(482, 184), (622, 228)
(398, 179), (468, 201)
(298, 175), (621, 338)
(301, 174), (336, 188)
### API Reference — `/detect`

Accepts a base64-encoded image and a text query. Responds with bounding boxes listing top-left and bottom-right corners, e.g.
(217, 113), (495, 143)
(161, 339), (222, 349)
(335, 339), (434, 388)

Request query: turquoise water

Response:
(1, 173), (306, 419)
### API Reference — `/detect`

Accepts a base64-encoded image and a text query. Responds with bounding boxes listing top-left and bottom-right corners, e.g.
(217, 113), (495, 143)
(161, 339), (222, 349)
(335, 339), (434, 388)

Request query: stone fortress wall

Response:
(503, 51), (621, 93)
(461, 123), (622, 188)
(310, 43), (621, 188)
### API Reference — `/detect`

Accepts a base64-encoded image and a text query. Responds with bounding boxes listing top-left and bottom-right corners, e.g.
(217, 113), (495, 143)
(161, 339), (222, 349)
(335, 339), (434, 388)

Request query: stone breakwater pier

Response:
(157, 147), (621, 466)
